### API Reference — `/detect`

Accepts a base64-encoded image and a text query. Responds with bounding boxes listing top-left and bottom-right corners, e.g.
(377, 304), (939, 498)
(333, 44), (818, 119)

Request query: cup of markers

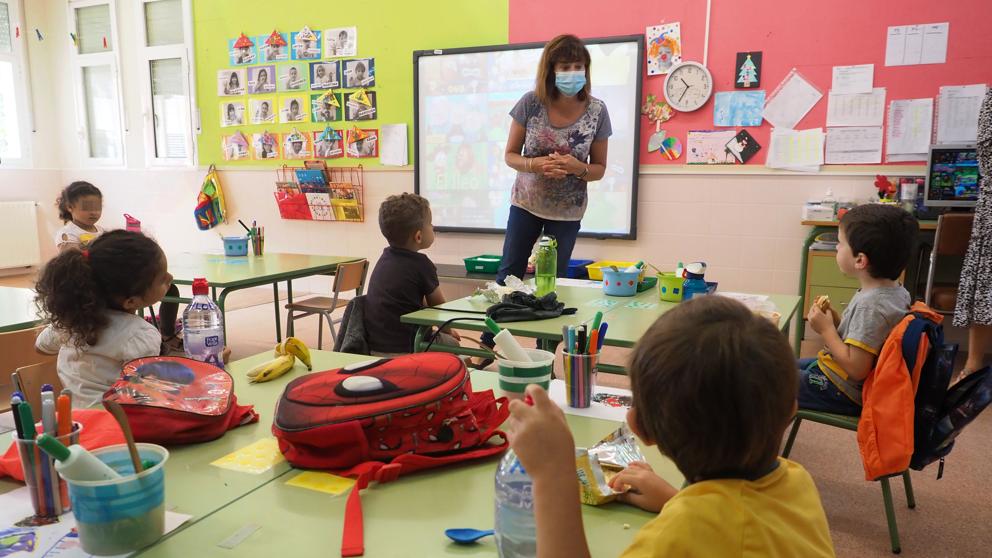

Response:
(11, 386), (79, 518)
(562, 312), (607, 409)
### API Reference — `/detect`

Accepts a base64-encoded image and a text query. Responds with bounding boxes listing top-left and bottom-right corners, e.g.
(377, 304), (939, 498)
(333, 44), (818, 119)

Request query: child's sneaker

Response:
(161, 335), (185, 357)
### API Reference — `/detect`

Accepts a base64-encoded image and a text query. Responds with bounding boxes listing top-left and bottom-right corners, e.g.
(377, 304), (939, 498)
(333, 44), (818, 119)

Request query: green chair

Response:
(782, 410), (915, 555)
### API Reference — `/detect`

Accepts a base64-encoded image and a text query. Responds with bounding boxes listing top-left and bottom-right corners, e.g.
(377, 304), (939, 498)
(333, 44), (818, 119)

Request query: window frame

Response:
(0, 0), (33, 168)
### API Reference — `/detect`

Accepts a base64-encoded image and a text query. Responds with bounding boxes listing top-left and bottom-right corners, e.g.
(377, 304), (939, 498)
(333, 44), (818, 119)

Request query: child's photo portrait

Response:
(325, 27), (357, 57)
(248, 65), (276, 94)
(343, 58), (375, 88)
(217, 69), (246, 96)
(291, 27), (321, 60)
(250, 98), (276, 124)
(311, 93), (342, 123)
(220, 101), (245, 127)
(259, 31), (288, 63)
(281, 96), (307, 123)
(346, 90), (377, 121)
(279, 63), (307, 91)
(309, 61), (339, 89)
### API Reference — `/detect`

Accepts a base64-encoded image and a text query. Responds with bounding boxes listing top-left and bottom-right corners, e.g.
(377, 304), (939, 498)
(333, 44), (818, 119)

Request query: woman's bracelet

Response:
(577, 165), (590, 179)
(526, 157), (532, 173)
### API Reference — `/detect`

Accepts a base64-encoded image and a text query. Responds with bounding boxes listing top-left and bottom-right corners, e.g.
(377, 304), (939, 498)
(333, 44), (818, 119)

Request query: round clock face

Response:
(663, 62), (713, 112)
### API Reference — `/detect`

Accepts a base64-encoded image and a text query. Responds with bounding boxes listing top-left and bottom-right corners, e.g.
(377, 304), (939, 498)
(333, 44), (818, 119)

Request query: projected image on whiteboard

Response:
(415, 37), (642, 238)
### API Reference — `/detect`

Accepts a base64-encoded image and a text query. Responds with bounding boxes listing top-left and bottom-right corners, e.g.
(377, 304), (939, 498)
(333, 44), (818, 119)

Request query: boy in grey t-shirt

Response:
(800, 204), (919, 414)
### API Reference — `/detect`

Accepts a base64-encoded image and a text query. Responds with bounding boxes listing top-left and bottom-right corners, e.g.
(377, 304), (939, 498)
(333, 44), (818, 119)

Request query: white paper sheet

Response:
(886, 98), (933, 159)
(886, 22), (949, 66)
(555, 278), (602, 289)
(936, 84), (987, 144)
(761, 69), (823, 130)
(826, 88), (886, 127)
(920, 22), (950, 64)
(884, 26), (906, 67)
(832, 64), (873, 94)
(378, 123), (408, 166)
(766, 128), (824, 172)
(548, 379), (630, 422)
(825, 126), (883, 164)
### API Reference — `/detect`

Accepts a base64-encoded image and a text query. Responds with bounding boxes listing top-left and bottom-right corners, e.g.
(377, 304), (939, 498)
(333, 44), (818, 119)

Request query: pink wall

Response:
(509, 0), (992, 165)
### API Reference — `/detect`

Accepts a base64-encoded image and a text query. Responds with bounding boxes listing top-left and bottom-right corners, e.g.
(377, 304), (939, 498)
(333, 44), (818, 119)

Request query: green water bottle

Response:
(535, 236), (557, 297)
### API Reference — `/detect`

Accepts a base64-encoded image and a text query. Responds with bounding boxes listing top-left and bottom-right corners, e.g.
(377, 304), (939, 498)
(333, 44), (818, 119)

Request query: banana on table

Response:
(246, 337), (313, 383)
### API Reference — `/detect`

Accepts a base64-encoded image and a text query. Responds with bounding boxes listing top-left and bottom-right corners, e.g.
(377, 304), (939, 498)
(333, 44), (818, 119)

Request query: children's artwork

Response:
(735, 52), (762, 89)
(0, 527), (35, 555)
(343, 58), (375, 88)
(283, 128), (312, 159)
(229, 33), (256, 65)
(311, 91), (342, 122)
(259, 30), (288, 63)
(346, 90), (377, 121)
(725, 129), (761, 164)
(346, 126), (378, 158)
(217, 69), (246, 96)
(278, 63), (308, 92)
(250, 97), (276, 124)
(713, 90), (766, 127)
(309, 61), (340, 90)
(325, 27), (357, 57)
(686, 130), (738, 164)
(280, 95), (307, 123)
(645, 22), (681, 75)
(291, 26), (320, 60)
(222, 131), (250, 161)
(219, 100), (245, 127)
(305, 193), (334, 221)
(660, 136), (682, 160)
(641, 93), (674, 124)
(252, 131), (280, 160)
(248, 65), (276, 94)
(313, 127), (344, 159)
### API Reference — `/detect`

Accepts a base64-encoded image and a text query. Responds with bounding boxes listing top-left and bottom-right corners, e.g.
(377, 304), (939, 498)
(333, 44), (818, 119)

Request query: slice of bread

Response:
(812, 295), (841, 326)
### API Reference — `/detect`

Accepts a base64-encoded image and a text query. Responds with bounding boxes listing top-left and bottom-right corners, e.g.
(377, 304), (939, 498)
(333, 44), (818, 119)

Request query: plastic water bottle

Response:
(494, 449), (536, 558)
(183, 278), (225, 369)
(534, 236), (557, 297)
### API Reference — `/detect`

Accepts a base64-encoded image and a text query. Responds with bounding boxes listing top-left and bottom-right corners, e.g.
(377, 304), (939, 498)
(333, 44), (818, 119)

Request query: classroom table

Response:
(0, 286), (41, 333)
(164, 252), (361, 341)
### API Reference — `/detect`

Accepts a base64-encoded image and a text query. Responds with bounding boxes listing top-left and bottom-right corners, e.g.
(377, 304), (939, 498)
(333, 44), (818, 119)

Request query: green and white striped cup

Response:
(497, 348), (555, 399)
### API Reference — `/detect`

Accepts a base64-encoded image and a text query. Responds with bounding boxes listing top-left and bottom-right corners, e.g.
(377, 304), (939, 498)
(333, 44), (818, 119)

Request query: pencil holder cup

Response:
(222, 236), (248, 257)
(601, 269), (639, 297)
(15, 422), (82, 518)
(65, 443), (169, 556)
(496, 349), (554, 400)
(250, 235), (263, 256)
(657, 272), (684, 302)
(562, 352), (598, 408)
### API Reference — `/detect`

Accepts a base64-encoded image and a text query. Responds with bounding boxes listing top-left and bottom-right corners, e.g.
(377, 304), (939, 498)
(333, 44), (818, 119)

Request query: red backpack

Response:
(272, 352), (509, 557)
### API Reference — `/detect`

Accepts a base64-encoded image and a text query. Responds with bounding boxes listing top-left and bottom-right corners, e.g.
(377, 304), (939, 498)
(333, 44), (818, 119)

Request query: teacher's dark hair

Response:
(535, 34), (591, 105)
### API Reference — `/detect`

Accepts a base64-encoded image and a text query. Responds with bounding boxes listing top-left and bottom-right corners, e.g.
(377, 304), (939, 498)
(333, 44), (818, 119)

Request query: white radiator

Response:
(0, 201), (41, 270)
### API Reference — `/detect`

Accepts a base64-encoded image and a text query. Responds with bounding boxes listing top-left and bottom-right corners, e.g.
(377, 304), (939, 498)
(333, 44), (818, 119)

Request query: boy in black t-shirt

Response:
(365, 193), (461, 355)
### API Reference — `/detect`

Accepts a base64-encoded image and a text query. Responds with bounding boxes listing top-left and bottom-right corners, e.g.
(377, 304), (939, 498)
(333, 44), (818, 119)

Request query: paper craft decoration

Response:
(229, 33), (256, 65)
(713, 91), (766, 127)
(291, 26), (320, 60)
(660, 136), (682, 160)
(259, 30), (288, 63)
(309, 61), (340, 90)
(346, 90), (377, 121)
(325, 27), (357, 57)
(250, 97), (276, 124)
(253, 131), (280, 159)
(217, 69), (246, 96)
(646, 22), (681, 75)
(641, 93), (674, 124)
(222, 131), (250, 161)
(647, 127), (666, 152)
(735, 52), (761, 89)
(248, 65), (276, 94)
(278, 63), (308, 92)
(686, 130), (738, 164)
(346, 127), (378, 158)
(311, 92), (342, 122)
(725, 130), (761, 164)
(283, 128), (312, 159)
(313, 127), (344, 159)
(219, 101), (245, 127)
(343, 58), (375, 88)
(281, 95), (307, 123)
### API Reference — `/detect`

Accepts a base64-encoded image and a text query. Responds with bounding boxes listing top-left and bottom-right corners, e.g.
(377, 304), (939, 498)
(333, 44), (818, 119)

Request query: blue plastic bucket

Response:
(65, 444), (169, 555)
(602, 269), (640, 296)
(223, 236), (248, 257)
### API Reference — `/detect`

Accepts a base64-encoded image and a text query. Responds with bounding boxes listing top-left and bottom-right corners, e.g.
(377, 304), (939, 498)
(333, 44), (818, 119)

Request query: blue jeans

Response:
(797, 358), (862, 416)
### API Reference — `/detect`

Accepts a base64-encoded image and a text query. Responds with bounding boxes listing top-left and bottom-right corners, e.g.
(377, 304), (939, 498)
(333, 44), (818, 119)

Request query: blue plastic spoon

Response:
(445, 528), (495, 545)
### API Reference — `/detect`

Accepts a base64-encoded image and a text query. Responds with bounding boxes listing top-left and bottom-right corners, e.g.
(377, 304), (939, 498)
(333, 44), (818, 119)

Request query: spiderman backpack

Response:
(272, 352), (509, 557)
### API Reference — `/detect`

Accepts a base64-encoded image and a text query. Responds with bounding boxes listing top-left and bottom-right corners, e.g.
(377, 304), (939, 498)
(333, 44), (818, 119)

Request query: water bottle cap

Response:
(191, 277), (210, 295)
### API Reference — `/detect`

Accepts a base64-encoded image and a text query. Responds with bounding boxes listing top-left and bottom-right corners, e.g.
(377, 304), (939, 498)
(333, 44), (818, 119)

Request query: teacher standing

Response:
(496, 34), (612, 285)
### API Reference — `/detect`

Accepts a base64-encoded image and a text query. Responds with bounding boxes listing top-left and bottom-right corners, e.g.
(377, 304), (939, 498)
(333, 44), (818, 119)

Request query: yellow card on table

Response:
(286, 471), (355, 495)
(210, 438), (286, 474)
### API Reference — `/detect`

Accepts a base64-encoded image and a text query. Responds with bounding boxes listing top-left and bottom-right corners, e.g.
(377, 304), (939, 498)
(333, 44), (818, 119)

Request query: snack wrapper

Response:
(576, 424), (645, 505)
(473, 274), (533, 304)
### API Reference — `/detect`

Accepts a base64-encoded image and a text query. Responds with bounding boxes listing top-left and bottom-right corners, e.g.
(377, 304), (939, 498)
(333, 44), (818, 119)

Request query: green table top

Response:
(0, 286), (41, 333)
(138, 369), (680, 558)
(166, 253), (361, 288)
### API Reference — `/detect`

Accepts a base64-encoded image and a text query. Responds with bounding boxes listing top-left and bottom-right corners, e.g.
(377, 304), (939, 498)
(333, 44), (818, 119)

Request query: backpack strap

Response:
(900, 317), (929, 376)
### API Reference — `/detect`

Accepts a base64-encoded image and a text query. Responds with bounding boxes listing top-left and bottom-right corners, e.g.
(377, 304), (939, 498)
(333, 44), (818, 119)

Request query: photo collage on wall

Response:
(218, 26), (378, 162)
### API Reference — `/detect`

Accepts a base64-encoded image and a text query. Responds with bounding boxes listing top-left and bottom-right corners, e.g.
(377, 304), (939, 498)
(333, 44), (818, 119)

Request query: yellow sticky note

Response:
(286, 471), (355, 495)
(210, 438), (286, 475)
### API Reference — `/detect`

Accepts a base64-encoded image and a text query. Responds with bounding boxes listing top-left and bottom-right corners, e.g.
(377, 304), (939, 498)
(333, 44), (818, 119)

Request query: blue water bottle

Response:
(682, 262), (709, 301)
(183, 278), (225, 369)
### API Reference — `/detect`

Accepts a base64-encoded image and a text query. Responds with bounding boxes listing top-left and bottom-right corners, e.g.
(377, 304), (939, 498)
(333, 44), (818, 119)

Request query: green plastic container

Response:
(497, 349), (555, 399)
(657, 272), (684, 302)
(463, 254), (502, 274)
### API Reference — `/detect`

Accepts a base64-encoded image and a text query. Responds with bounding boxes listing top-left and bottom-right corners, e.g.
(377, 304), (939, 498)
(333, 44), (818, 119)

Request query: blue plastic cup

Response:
(64, 443), (169, 556)
(223, 236), (248, 257)
(601, 269), (640, 296)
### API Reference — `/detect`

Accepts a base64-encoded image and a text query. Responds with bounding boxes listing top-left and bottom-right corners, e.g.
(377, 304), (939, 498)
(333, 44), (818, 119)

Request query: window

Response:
(0, 0), (31, 166)
(139, 0), (195, 165)
(69, 0), (125, 165)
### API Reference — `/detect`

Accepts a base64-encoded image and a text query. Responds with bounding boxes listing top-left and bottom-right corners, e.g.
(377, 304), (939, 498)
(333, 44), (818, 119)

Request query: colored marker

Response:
(597, 323), (609, 351)
(57, 394), (71, 437)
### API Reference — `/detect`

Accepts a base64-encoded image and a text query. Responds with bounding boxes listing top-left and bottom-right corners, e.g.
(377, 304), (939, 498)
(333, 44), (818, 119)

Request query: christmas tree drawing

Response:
(738, 55), (757, 88)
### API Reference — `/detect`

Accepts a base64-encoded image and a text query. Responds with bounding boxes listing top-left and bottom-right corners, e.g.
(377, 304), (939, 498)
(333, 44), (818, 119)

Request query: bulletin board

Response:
(508, 0), (992, 168)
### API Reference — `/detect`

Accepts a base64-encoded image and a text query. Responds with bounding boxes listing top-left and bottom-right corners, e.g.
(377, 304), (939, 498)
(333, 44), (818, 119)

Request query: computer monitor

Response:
(924, 144), (980, 208)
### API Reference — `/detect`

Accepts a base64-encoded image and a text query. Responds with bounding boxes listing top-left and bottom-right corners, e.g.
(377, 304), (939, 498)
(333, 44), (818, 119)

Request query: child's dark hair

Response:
(840, 204), (919, 280)
(628, 296), (797, 482)
(56, 181), (102, 223)
(35, 230), (163, 347)
(378, 193), (430, 246)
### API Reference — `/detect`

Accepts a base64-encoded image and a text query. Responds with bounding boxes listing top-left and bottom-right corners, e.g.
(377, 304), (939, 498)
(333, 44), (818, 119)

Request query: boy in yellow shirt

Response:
(509, 296), (836, 557)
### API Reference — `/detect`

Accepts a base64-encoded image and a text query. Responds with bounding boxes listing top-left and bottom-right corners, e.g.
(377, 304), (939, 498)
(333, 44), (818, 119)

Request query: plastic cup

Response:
(562, 352), (598, 408)
(14, 422), (82, 517)
(602, 269), (640, 297)
(497, 349), (554, 400)
(64, 443), (169, 556)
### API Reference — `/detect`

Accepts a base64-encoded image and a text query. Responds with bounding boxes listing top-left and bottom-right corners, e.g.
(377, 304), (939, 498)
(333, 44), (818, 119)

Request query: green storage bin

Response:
(463, 254), (502, 274)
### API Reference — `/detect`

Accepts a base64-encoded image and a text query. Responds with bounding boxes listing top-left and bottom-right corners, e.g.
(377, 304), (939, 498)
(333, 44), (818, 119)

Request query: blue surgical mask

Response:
(555, 70), (586, 97)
